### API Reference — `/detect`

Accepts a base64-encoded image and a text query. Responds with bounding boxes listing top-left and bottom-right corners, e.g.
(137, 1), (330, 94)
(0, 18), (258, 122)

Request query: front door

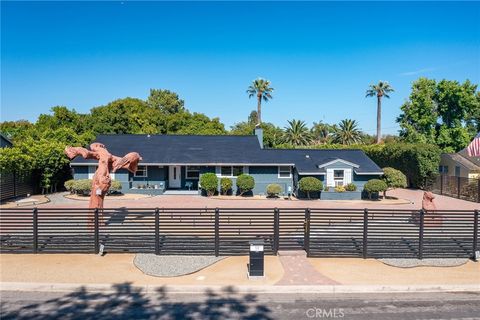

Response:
(168, 165), (181, 188)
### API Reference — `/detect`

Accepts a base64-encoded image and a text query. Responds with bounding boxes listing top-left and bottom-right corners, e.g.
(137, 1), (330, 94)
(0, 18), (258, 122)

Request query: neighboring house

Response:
(439, 148), (480, 179)
(70, 130), (383, 200)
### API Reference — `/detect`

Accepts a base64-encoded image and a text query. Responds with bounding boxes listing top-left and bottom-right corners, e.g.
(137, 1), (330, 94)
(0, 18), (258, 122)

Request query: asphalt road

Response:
(1, 289), (479, 320)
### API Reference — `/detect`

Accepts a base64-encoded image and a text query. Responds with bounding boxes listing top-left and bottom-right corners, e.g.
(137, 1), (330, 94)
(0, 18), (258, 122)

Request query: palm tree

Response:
(311, 121), (333, 144)
(246, 78), (274, 126)
(332, 119), (362, 145)
(366, 81), (394, 143)
(283, 119), (313, 146)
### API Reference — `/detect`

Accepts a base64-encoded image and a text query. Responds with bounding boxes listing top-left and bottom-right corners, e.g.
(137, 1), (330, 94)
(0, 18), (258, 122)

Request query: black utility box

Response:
(248, 239), (264, 277)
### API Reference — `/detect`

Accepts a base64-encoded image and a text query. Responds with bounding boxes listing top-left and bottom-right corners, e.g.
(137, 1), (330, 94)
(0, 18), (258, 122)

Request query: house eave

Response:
(71, 162), (295, 166)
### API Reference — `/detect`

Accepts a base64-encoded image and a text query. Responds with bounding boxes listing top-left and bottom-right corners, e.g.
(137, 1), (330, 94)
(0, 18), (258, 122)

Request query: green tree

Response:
(398, 78), (479, 152)
(298, 177), (323, 199)
(147, 89), (185, 114)
(246, 78), (274, 126)
(283, 120), (312, 146)
(332, 119), (362, 145)
(311, 121), (335, 145)
(366, 81), (395, 144)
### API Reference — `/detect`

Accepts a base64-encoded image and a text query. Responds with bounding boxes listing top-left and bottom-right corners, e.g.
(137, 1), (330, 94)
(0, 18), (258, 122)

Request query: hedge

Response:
(364, 179), (388, 199)
(220, 177), (232, 195)
(266, 184), (282, 197)
(64, 179), (122, 195)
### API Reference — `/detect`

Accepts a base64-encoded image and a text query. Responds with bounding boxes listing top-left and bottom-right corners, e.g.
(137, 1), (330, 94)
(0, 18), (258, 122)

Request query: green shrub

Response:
(110, 180), (122, 192)
(382, 167), (407, 197)
(236, 174), (255, 196)
(364, 179), (388, 199)
(200, 173), (218, 196)
(335, 185), (346, 192)
(266, 184), (282, 197)
(345, 183), (357, 191)
(64, 179), (75, 193)
(72, 179), (92, 195)
(323, 185), (330, 192)
(220, 177), (232, 195)
(298, 177), (323, 199)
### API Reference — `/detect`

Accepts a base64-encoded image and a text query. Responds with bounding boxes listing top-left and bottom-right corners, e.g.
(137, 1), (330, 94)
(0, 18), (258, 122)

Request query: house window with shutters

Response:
(334, 170), (344, 186)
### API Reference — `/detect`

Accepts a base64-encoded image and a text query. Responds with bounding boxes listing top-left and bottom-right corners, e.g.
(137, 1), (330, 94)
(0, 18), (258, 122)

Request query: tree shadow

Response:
(1, 283), (273, 320)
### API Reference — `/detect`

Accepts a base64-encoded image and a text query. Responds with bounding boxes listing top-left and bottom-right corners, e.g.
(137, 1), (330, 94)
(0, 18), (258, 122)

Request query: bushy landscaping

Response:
(200, 173), (218, 196)
(64, 179), (122, 196)
(266, 183), (282, 198)
(381, 167), (407, 197)
(236, 174), (255, 196)
(220, 177), (232, 195)
(299, 177), (323, 199)
(364, 179), (388, 200)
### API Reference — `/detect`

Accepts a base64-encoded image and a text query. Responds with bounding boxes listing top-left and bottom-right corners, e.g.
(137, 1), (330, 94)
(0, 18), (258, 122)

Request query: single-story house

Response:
(70, 130), (383, 200)
(439, 148), (480, 179)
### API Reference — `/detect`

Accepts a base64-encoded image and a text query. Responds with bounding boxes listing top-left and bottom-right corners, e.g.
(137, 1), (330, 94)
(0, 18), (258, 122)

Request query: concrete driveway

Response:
(27, 188), (479, 210)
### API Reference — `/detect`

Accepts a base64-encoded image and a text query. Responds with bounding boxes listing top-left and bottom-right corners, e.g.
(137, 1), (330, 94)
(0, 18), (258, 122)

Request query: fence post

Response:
(457, 177), (461, 199)
(214, 208), (220, 257)
(363, 208), (368, 259)
(304, 208), (311, 257)
(440, 175), (444, 195)
(473, 209), (479, 260)
(418, 209), (425, 260)
(274, 208), (280, 255)
(155, 208), (160, 255)
(33, 207), (38, 253)
(477, 179), (480, 203)
(94, 208), (99, 254)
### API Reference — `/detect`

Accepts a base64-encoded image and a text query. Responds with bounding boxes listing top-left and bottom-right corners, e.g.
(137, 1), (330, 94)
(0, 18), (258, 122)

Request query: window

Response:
(333, 170), (344, 186)
(439, 165), (449, 174)
(134, 165), (147, 177)
(278, 166), (292, 178)
(186, 166), (200, 179)
(455, 166), (461, 177)
(219, 166), (243, 177)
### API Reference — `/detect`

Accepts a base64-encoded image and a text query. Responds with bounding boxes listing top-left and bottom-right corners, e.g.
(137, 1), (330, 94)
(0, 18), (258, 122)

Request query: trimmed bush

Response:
(382, 167), (407, 193)
(110, 180), (122, 192)
(200, 173), (218, 196)
(335, 185), (346, 192)
(345, 183), (357, 191)
(323, 185), (330, 192)
(364, 179), (388, 199)
(64, 179), (75, 193)
(236, 174), (255, 196)
(72, 179), (93, 196)
(298, 177), (323, 199)
(220, 177), (232, 195)
(266, 184), (282, 198)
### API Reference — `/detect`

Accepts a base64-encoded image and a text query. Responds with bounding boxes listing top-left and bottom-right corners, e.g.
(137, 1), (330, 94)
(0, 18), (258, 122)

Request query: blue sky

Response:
(1, 1), (479, 134)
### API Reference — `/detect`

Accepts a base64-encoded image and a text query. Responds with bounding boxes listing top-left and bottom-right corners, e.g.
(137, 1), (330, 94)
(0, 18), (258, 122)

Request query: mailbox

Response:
(248, 239), (264, 277)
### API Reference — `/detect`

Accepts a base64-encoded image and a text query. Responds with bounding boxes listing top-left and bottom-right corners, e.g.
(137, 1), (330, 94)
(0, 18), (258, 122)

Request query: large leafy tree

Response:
(246, 78), (274, 126)
(398, 78), (479, 152)
(332, 119), (362, 145)
(147, 89), (185, 115)
(366, 81), (394, 144)
(311, 121), (335, 145)
(283, 119), (312, 146)
(230, 111), (284, 148)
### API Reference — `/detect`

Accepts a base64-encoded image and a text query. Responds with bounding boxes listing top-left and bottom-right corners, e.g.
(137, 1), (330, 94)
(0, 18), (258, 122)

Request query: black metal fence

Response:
(1, 207), (478, 259)
(427, 174), (480, 203)
(0, 171), (38, 202)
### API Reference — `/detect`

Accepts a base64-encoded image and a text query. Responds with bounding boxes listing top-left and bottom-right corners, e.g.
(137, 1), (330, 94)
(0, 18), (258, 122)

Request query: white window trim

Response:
(278, 166), (292, 179)
(186, 166), (200, 180)
(326, 167), (352, 187)
(217, 166), (244, 178)
(333, 169), (345, 187)
(134, 165), (148, 178)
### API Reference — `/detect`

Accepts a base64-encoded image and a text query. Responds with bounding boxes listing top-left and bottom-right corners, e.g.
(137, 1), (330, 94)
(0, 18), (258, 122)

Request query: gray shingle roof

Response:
(71, 134), (382, 174)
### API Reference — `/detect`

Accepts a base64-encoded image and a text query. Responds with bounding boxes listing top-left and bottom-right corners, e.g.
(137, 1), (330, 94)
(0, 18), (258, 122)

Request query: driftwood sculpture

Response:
(65, 143), (142, 212)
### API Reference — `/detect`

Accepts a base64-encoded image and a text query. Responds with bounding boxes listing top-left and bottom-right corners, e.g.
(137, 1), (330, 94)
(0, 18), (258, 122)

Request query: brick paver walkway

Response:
(276, 251), (340, 285)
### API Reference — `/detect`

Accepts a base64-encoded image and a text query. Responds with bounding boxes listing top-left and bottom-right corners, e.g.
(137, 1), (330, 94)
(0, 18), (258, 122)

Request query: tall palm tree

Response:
(311, 121), (333, 145)
(246, 78), (274, 126)
(332, 119), (362, 145)
(283, 119), (313, 146)
(366, 81), (394, 143)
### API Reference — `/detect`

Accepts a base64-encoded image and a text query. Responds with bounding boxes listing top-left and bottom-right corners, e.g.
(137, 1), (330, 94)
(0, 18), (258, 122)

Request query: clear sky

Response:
(1, 1), (479, 134)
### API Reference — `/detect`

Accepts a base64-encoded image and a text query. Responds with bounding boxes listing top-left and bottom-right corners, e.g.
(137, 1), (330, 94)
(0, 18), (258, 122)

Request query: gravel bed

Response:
(379, 258), (469, 268)
(134, 254), (225, 277)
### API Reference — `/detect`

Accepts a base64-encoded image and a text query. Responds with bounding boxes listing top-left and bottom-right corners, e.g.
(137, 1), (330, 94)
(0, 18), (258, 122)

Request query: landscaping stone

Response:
(378, 258), (469, 268)
(133, 254), (225, 277)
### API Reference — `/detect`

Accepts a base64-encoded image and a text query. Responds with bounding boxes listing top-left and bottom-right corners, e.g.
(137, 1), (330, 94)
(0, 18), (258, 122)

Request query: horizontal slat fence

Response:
(1, 207), (478, 259)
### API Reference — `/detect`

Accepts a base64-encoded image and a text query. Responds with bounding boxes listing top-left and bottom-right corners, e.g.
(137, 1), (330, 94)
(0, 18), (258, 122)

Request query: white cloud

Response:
(399, 67), (437, 76)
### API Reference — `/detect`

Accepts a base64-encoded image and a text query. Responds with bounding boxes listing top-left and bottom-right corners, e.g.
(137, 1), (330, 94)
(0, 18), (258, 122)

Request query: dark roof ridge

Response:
(95, 134), (256, 138)
(265, 148), (364, 151)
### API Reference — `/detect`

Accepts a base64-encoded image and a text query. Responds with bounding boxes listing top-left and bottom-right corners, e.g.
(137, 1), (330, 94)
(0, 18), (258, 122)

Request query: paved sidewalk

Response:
(276, 252), (339, 285)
